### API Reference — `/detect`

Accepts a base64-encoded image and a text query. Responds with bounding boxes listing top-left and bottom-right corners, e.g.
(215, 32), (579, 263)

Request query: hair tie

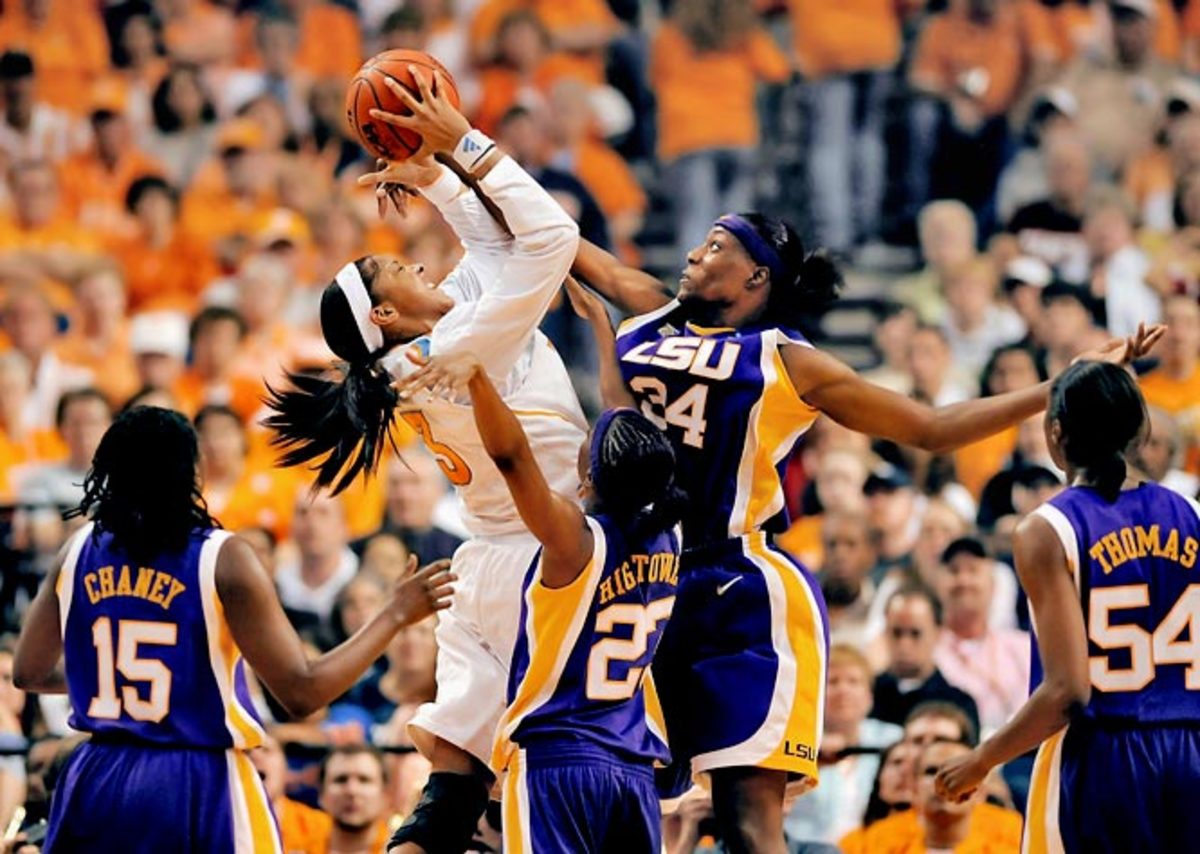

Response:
(715, 214), (788, 285)
(335, 261), (385, 355)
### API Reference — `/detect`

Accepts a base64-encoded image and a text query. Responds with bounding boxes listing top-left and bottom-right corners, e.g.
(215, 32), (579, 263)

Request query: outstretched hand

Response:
(368, 67), (472, 159)
(390, 555), (455, 625)
(564, 274), (611, 326)
(358, 155), (442, 219)
(1074, 322), (1166, 368)
(394, 350), (483, 402)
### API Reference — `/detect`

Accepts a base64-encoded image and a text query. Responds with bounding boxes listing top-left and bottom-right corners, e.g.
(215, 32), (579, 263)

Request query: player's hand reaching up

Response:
(369, 67), (471, 158)
(359, 155), (442, 219)
(390, 555), (455, 626)
(1074, 321), (1167, 369)
(933, 748), (988, 804)
(395, 350), (483, 401)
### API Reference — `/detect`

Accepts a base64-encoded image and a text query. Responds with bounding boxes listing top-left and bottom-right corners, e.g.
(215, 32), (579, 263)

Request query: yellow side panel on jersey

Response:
(228, 750), (282, 853)
(752, 540), (826, 785)
(502, 749), (532, 854)
(491, 550), (604, 772)
(740, 343), (819, 534)
(212, 596), (265, 749)
(643, 668), (668, 749)
(1023, 727), (1067, 854)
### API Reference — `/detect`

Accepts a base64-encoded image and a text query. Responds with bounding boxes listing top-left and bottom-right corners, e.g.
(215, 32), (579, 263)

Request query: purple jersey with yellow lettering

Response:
(491, 513), (680, 773)
(615, 300), (820, 546)
(1031, 483), (1200, 723)
(59, 524), (266, 749)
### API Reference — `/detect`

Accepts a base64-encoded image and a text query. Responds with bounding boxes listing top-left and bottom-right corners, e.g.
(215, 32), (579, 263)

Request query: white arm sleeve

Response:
(434, 156), (580, 382)
(421, 164), (513, 302)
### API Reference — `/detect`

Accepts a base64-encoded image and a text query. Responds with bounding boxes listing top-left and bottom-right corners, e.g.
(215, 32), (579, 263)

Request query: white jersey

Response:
(380, 157), (587, 537)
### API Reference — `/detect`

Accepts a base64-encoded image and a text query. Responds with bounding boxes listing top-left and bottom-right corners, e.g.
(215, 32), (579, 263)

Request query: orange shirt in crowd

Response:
(181, 179), (278, 249)
(777, 514), (824, 569)
(470, 0), (619, 85)
(55, 326), (140, 409)
(571, 138), (646, 222)
(0, 426), (65, 501)
(173, 371), (265, 425)
(910, 4), (1032, 118)
(1124, 145), (1174, 226)
(276, 797), (332, 854)
(58, 149), (165, 242)
(236, 2), (362, 78)
(953, 426), (1018, 500)
(106, 231), (217, 314)
(162, 0), (237, 66)
(787, 0), (902, 78)
(203, 463), (302, 543)
(651, 24), (790, 161)
(839, 803), (1023, 854)
(0, 2), (109, 115)
(474, 55), (583, 136)
(1052, 0), (1179, 64)
(1139, 365), (1200, 472)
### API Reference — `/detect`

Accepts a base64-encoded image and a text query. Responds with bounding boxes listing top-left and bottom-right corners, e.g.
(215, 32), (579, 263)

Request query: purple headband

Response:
(589, 407), (632, 486)
(715, 214), (787, 284)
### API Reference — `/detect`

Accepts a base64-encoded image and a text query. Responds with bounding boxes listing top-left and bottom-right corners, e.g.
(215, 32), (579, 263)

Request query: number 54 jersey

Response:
(615, 302), (821, 547)
(58, 524), (266, 749)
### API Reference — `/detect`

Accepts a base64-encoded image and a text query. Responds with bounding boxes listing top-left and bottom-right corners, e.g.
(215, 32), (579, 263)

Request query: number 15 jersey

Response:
(58, 524), (266, 749)
(615, 301), (821, 547)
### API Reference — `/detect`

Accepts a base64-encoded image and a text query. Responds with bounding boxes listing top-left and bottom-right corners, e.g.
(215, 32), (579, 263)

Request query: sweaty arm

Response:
(464, 356), (593, 587)
(784, 344), (1050, 453)
(13, 560), (66, 694)
(572, 237), (674, 318)
(217, 536), (451, 719)
(936, 515), (1089, 799)
(432, 154), (581, 382)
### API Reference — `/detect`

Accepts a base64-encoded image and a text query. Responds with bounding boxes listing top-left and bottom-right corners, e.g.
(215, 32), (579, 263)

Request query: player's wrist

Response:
(450, 129), (498, 176)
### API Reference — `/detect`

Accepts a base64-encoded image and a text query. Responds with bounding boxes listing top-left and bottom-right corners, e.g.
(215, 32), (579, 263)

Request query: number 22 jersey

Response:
(615, 301), (821, 547)
(58, 524), (266, 748)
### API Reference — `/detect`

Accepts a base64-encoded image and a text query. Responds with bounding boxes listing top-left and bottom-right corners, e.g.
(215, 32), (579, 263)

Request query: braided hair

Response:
(1048, 361), (1148, 502)
(66, 407), (217, 563)
(263, 257), (400, 494)
(589, 409), (688, 539)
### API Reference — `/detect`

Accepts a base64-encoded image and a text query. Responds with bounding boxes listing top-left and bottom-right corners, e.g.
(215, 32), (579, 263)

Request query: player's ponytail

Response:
(590, 409), (687, 540)
(263, 258), (399, 494)
(1048, 361), (1148, 502)
(717, 213), (844, 325)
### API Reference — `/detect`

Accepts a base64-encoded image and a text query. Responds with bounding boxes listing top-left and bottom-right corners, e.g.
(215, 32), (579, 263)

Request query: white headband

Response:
(335, 261), (385, 354)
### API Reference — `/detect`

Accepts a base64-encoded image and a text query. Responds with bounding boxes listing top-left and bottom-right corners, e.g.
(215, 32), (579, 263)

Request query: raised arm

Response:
(400, 351), (594, 587)
(217, 537), (452, 719)
(784, 324), (1165, 453)
(563, 275), (634, 409)
(572, 237), (675, 317)
(935, 513), (1089, 800)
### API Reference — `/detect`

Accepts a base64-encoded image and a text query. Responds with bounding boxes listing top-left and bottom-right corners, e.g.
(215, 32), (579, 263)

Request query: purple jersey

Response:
(1031, 483), (1200, 723)
(58, 524), (266, 749)
(615, 300), (820, 546)
(491, 514), (680, 772)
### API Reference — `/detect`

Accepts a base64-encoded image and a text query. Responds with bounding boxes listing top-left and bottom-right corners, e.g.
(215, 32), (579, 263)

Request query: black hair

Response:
(120, 384), (179, 414)
(1012, 464), (1062, 492)
(0, 51), (33, 81)
(381, 5), (426, 33)
(1048, 361), (1148, 502)
(151, 64), (217, 134)
(66, 407), (218, 562)
(860, 741), (910, 828)
(189, 305), (247, 345)
(54, 387), (111, 430)
(941, 535), (988, 565)
(733, 212), (843, 323)
(263, 257), (400, 494)
(125, 173), (177, 214)
(194, 403), (242, 432)
(979, 343), (1047, 397)
(905, 700), (979, 748)
(591, 410), (688, 539)
(887, 581), (944, 626)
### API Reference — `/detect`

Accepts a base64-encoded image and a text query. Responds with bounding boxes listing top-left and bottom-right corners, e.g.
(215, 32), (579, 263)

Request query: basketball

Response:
(346, 50), (461, 161)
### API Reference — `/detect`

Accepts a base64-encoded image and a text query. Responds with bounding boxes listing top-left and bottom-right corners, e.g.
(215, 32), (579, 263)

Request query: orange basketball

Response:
(346, 50), (461, 161)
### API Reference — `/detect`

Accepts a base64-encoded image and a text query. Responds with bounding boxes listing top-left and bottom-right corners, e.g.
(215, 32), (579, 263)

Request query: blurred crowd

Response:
(1, 0), (1200, 851)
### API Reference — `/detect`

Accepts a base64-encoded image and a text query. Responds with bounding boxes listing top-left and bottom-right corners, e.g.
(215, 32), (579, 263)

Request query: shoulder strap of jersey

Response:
(56, 521), (95, 638)
(1030, 503), (1082, 595)
(615, 299), (681, 340)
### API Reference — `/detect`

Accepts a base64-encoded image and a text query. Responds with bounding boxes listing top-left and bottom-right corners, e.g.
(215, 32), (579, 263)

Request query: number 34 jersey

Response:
(58, 524), (267, 749)
(615, 301), (821, 547)
(490, 514), (681, 773)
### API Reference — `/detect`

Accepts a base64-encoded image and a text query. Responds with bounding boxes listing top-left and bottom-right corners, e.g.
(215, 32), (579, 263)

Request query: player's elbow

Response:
(13, 656), (49, 692)
(518, 218), (579, 262)
(272, 689), (319, 721)
(1046, 675), (1091, 717)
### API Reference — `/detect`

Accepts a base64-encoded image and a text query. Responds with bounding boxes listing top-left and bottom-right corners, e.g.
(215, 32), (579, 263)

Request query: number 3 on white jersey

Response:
(629, 377), (708, 449)
(1089, 583), (1200, 691)
(586, 597), (675, 701)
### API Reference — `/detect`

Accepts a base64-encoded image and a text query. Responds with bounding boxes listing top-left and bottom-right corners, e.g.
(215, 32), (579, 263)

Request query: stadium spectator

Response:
(862, 303), (918, 395)
(0, 0), (109, 116)
(820, 511), (881, 654)
(940, 257), (1026, 380)
(17, 388), (111, 510)
(222, 11), (313, 135)
(894, 201), (977, 325)
(1, 287), (92, 431)
(0, 352), (62, 501)
(789, 0), (899, 255)
(784, 645), (902, 844)
(1081, 186), (1162, 336)
(318, 745), (393, 854)
(176, 307), (260, 421)
(146, 62), (220, 188)
(932, 537), (1029, 736)
(1039, 282), (1105, 375)
(250, 733), (332, 854)
(0, 160), (100, 280)
(358, 532), (412, 583)
(996, 88), (1079, 225)
(54, 266), (138, 407)
(181, 117), (278, 250)
(863, 466), (921, 579)
(1138, 293), (1200, 472)
(0, 51), (74, 164)
(1124, 90), (1200, 232)
(907, 325), (971, 407)
(836, 741), (917, 849)
(127, 310), (189, 395)
(652, 0), (789, 258)
(375, 452), (464, 563)
(237, 0), (362, 80)
(871, 585), (981, 731)
(372, 618), (438, 817)
(0, 639), (27, 832)
(275, 492), (359, 632)
(998, 257), (1053, 347)
(1135, 405), (1200, 496)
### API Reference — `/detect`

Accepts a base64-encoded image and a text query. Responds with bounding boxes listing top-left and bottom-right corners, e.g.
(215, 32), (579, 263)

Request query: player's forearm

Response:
(592, 318), (635, 410)
(467, 365), (534, 469)
(572, 239), (673, 317)
(976, 681), (1084, 772)
(922, 381), (1050, 453)
(282, 611), (404, 718)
